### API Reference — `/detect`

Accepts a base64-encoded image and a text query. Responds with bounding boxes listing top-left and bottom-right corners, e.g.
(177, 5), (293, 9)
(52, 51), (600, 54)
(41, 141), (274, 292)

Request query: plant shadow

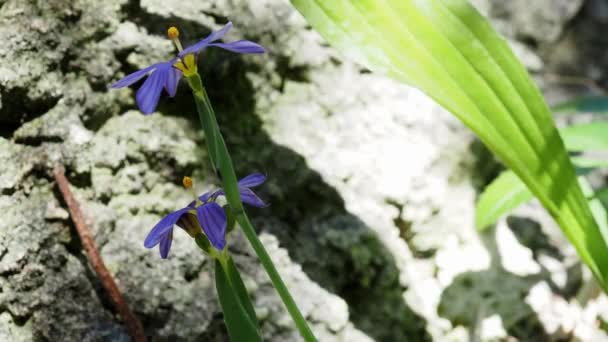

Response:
(439, 215), (584, 341)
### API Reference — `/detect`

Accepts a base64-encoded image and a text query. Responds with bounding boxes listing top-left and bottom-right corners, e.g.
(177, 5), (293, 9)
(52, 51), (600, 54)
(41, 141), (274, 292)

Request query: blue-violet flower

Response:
(144, 173), (267, 258)
(111, 22), (264, 114)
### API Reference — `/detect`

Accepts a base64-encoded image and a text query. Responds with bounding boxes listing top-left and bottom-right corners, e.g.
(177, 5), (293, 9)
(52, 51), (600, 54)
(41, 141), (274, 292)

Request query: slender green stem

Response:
(187, 73), (317, 342)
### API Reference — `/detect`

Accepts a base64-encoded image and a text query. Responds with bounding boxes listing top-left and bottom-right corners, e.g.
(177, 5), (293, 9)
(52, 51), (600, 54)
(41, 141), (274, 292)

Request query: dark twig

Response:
(53, 165), (146, 342)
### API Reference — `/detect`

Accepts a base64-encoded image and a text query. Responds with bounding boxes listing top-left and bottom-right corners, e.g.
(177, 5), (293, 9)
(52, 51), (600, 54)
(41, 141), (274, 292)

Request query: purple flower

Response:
(211, 173), (268, 208)
(179, 22), (265, 57)
(143, 173), (267, 259)
(144, 191), (227, 258)
(111, 60), (180, 114)
(111, 22), (264, 115)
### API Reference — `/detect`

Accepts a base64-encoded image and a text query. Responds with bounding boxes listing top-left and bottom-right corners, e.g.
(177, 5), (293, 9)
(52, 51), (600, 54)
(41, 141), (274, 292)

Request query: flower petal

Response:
(208, 40), (265, 54)
(144, 207), (189, 248)
(206, 22), (233, 43)
(180, 22), (233, 57)
(164, 67), (182, 97)
(239, 188), (267, 208)
(135, 63), (171, 114)
(159, 229), (173, 259)
(196, 202), (227, 250)
(238, 173), (266, 188)
(111, 63), (159, 88)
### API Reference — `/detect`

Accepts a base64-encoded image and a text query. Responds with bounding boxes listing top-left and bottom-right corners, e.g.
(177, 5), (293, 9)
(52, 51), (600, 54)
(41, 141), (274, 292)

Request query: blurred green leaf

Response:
(215, 260), (262, 342)
(291, 0), (608, 289)
(570, 155), (608, 169)
(476, 171), (533, 230)
(476, 124), (608, 231)
(580, 179), (608, 243)
(595, 187), (608, 209)
(553, 96), (608, 114)
(561, 122), (608, 152)
(477, 171), (608, 242)
(224, 256), (259, 330)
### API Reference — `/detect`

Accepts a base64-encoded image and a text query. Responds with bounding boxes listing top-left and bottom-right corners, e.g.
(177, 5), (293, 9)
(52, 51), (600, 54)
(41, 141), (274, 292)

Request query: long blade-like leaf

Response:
(476, 171), (608, 243)
(476, 170), (533, 230)
(561, 122), (608, 152)
(225, 256), (260, 330)
(215, 260), (262, 342)
(477, 125), (608, 230)
(291, 0), (608, 289)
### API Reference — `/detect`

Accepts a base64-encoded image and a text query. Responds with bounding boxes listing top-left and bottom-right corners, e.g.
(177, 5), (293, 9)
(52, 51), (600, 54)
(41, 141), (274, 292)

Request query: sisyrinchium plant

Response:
(112, 23), (316, 341)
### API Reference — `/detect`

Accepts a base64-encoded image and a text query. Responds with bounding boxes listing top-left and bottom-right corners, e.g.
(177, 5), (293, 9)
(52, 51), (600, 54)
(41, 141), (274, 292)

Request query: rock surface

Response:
(1, 0), (608, 341)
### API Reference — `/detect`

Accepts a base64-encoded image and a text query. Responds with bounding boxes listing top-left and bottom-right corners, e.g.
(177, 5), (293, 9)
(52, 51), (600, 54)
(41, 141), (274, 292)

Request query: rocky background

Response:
(2, 0), (608, 341)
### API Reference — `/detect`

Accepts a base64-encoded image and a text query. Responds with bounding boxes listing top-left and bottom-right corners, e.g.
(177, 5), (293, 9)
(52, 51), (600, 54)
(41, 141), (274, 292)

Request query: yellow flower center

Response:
(174, 54), (198, 77)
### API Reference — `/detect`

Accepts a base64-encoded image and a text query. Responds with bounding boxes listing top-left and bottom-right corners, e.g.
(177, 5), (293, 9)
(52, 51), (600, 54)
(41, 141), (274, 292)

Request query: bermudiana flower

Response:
(144, 189), (227, 258)
(111, 22), (264, 114)
(144, 174), (267, 258)
(218, 172), (268, 208)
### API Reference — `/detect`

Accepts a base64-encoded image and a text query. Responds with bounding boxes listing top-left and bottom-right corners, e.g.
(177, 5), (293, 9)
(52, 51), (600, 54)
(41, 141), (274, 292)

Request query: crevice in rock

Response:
(13, 135), (64, 147)
(469, 138), (504, 193)
(1, 187), (17, 196)
(0, 87), (61, 139)
(386, 199), (437, 259)
(276, 55), (311, 92)
(0, 306), (32, 328)
(196, 312), (229, 341)
(66, 169), (93, 189)
(184, 260), (207, 283)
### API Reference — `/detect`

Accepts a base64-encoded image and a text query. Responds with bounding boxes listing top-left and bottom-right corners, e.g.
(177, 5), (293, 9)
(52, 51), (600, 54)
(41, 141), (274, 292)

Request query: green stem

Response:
(187, 73), (317, 342)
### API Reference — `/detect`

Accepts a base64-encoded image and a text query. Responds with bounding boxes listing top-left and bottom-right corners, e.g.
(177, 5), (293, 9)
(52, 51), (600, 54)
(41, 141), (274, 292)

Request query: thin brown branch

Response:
(53, 165), (146, 342)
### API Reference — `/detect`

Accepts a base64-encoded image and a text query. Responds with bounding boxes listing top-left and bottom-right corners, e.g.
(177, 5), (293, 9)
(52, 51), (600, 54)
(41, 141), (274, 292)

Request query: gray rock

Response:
(478, 0), (584, 43)
(3, 0), (608, 341)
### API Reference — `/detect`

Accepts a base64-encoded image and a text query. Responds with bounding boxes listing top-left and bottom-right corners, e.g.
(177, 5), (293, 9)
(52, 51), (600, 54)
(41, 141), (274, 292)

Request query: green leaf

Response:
(224, 256), (259, 330)
(580, 179), (608, 244)
(476, 170), (533, 230)
(291, 0), (608, 289)
(476, 171), (608, 243)
(553, 96), (608, 114)
(214, 260), (262, 342)
(570, 155), (608, 169)
(561, 122), (608, 152)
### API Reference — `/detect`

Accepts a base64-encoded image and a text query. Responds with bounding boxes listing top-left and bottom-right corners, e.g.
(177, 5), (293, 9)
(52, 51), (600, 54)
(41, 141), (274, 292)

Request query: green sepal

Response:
(215, 259), (262, 342)
(194, 232), (212, 254)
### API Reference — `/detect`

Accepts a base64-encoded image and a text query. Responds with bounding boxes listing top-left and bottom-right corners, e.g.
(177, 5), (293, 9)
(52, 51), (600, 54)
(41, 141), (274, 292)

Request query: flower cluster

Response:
(111, 22), (264, 114)
(144, 173), (267, 258)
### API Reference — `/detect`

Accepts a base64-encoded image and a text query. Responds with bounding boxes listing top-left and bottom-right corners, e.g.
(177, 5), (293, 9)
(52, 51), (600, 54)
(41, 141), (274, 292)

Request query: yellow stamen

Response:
(167, 26), (179, 39)
(182, 176), (202, 205)
(182, 176), (193, 189)
(167, 26), (183, 52)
